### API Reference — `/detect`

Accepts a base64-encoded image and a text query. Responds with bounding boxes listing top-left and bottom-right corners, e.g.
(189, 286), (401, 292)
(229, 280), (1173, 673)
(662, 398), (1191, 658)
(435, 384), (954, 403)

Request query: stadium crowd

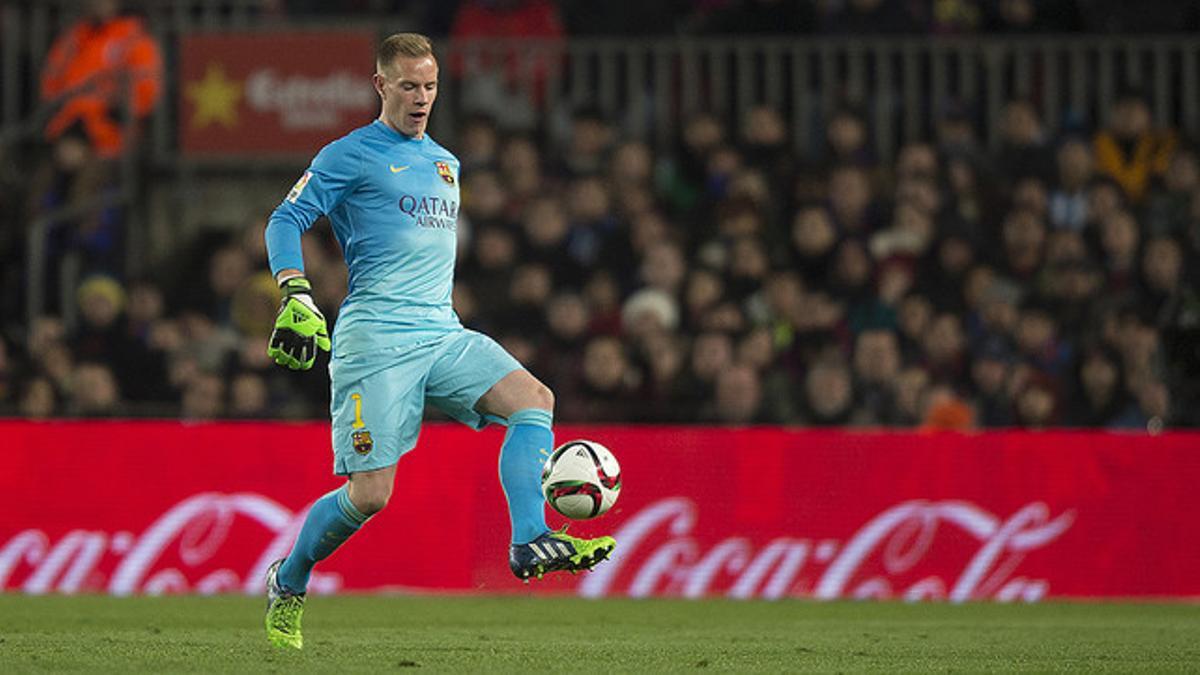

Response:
(3, 72), (1198, 429)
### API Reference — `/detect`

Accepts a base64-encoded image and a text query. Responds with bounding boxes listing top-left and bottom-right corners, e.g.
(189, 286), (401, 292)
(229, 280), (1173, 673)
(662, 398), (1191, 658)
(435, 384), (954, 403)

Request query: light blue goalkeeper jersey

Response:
(265, 120), (461, 356)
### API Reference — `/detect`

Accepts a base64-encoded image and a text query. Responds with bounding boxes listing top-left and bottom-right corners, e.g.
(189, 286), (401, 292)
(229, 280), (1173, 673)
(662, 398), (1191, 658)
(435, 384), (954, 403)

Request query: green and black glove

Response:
(267, 276), (331, 370)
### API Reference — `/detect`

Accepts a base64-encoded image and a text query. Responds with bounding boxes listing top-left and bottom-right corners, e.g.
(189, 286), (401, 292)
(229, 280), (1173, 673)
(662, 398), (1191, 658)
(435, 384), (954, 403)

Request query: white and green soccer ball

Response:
(541, 439), (622, 520)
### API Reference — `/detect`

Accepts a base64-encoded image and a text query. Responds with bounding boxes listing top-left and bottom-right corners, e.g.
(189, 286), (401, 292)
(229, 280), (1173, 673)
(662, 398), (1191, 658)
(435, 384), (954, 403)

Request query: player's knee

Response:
(529, 381), (554, 412)
(348, 482), (392, 516)
(358, 492), (390, 516)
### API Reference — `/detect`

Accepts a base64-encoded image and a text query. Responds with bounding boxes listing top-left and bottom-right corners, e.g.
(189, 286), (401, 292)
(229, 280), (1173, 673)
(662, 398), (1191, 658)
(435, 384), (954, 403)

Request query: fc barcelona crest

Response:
(434, 161), (455, 185)
(351, 429), (374, 455)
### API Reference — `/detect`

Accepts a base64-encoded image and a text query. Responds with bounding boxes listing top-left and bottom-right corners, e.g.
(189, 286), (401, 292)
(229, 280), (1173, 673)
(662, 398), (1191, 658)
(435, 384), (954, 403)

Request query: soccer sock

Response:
(499, 407), (553, 545)
(277, 484), (368, 594)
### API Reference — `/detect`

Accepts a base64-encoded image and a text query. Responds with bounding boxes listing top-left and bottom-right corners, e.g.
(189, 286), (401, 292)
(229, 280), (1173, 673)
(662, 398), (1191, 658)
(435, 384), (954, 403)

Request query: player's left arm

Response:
(264, 139), (361, 370)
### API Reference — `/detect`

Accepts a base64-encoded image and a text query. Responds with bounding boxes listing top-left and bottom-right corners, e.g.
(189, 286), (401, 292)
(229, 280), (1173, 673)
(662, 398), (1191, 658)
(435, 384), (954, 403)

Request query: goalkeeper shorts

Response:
(328, 328), (522, 475)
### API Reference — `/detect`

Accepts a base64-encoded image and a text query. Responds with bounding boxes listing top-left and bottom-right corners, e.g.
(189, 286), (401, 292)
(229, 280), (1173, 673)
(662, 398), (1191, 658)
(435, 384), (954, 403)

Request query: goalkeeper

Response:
(261, 33), (614, 650)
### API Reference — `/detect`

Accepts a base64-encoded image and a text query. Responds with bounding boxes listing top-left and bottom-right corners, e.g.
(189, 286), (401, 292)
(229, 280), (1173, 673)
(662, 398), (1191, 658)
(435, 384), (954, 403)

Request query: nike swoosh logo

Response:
(389, 164), (410, 173)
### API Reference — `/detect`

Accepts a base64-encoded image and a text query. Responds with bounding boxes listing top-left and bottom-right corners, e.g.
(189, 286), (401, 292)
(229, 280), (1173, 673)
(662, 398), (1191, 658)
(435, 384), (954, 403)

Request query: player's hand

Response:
(267, 276), (331, 370)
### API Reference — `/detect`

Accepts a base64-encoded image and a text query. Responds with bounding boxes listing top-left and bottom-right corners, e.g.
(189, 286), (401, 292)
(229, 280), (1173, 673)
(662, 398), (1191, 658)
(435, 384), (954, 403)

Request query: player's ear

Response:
(372, 72), (386, 99)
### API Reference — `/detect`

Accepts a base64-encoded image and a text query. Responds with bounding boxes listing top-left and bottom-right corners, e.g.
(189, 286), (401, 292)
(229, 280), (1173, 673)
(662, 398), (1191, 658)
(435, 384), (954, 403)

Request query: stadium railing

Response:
(4, 2), (1200, 161)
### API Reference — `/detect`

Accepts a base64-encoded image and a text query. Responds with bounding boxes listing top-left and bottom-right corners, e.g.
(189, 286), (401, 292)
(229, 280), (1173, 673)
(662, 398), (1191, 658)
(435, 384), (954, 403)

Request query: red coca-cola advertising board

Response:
(179, 32), (377, 156)
(1, 421), (1198, 600)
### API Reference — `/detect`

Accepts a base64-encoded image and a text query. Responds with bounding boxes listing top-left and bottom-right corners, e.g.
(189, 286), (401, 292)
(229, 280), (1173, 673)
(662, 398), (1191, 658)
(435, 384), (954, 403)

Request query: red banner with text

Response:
(178, 32), (377, 156)
(1, 422), (1198, 600)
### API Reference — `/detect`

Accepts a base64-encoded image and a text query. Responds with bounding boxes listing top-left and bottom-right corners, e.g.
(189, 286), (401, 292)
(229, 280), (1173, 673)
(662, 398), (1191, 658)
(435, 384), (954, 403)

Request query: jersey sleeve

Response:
(264, 138), (362, 276)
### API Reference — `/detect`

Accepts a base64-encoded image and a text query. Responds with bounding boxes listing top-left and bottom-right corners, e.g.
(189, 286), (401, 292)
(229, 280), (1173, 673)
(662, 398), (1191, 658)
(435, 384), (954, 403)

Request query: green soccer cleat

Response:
(509, 527), (616, 581)
(264, 559), (305, 650)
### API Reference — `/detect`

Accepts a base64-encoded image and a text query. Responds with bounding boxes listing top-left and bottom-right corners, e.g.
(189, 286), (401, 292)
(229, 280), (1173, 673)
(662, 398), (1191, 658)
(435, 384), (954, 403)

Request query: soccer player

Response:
(261, 33), (615, 650)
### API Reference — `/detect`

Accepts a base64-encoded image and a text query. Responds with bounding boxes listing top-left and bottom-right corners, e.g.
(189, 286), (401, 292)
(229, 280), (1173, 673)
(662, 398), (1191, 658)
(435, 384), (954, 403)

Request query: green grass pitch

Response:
(0, 595), (1197, 672)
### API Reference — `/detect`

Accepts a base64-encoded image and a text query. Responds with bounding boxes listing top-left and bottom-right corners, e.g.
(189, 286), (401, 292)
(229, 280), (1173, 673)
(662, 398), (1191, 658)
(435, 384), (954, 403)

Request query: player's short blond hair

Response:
(376, 33), (434, 71)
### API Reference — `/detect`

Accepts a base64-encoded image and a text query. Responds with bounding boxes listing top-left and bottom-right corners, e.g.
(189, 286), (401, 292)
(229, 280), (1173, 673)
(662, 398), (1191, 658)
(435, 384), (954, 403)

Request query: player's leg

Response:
(265, 479), (370, 650)
(275, 472), (381, 595)
(267, 347), (426, 649)
(426, 330), (614, 580)
(476, 369), (556, 544)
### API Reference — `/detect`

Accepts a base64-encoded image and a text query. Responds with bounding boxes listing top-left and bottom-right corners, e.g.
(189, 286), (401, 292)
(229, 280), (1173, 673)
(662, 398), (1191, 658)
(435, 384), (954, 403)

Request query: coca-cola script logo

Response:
(0, 494), (1074, 600)
(579, 498), (1076, 602)
(0, 493), (339, 595)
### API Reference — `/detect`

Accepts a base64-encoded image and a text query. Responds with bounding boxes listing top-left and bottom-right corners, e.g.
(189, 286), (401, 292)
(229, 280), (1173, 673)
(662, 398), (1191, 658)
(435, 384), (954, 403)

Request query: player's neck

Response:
(378, 115), (423, 141)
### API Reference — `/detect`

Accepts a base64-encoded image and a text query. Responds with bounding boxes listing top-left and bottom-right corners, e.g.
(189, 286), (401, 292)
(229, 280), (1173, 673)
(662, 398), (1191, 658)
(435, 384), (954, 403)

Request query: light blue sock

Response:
(278, 484), (368, 593)
(499, 408), (553, 545)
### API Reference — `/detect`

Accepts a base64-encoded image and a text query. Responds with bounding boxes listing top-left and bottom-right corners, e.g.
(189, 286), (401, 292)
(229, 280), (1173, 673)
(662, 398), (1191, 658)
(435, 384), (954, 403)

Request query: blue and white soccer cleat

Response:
(264, 559), (305, 649)
(509, 527), (616, 581)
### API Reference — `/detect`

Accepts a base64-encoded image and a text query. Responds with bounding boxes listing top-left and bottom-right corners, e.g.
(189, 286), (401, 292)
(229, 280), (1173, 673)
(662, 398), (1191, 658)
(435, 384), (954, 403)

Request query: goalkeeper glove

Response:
(267, 276), (331, 370)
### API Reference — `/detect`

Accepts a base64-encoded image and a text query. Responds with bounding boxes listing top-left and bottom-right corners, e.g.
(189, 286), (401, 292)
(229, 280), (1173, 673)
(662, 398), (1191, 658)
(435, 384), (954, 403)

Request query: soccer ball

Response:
(541, 439), (621, 520)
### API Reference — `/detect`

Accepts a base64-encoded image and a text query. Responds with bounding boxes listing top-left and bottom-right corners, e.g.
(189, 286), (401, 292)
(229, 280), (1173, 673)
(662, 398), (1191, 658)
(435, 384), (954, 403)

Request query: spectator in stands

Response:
(827, 164), (879, 236)
(822, 105), (876, 171)
(790, 205), (838, 288)
(1065, 345), (1133, 426)
(537, 291), (590, 393)
(705, 364), (767, 424)
(19, 376), (58, 419)
(657, 112), (721, 216)
(998, 207), (1046, 281)
(971, 338), (1016, 427)
(896, 291), (934, 362)
(800, 356), (856, 426)
(500, 134), (544, 210)
(683, 268), (726, 332)
(621, 288), (680, 344)
(67, 361), (121, 416)
(1048, 137), (1095, 232)
(1097, 209), (1141, 293)
(920, 383), (975, 431)
(852, 328), (901, 425)
(634, 330), (689, 422)
(557, 108), (613, 178)
(1014, 300), (1072, 377)
(181, 370), (224, 420)
(39, 0), (163, 158)
(893, 364), (932, 425)
(922, 312), (970, 390)
(1138, 236), (1186, 320)
(1093, 90), (1177, 204)
(1084, 176), (1126, 231)
(463, 225), (518, 310)
(995, 100), (1055, 187)
(583, 270), (623, 335)
(558, 335), (639, 422)
(678, 330), (734, 409)
(1144, 147), (1199, 237)
(944, 152), (1001, 241)
(1013, 371), (1060, 428)
(638, 241), (689, 298)
(458, 113), (500, 173)
(461, 168), (512, 233)
(229, 372), (270, 419)
(505, 263), (554, 335)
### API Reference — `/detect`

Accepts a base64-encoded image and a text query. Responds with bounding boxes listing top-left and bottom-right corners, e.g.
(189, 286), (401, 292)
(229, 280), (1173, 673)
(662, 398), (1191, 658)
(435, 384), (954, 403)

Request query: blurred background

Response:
(1, 0), (1199, 429)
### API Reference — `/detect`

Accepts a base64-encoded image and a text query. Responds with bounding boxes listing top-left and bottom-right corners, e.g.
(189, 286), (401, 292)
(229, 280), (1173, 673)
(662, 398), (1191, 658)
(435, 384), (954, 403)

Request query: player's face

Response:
(375, 55), (438, 139)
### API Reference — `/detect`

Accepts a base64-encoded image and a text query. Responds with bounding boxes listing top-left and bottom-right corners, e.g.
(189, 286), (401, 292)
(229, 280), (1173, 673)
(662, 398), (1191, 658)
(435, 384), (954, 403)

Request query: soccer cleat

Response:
(264, 559), (305, 650)
(509, 527), (616, 581)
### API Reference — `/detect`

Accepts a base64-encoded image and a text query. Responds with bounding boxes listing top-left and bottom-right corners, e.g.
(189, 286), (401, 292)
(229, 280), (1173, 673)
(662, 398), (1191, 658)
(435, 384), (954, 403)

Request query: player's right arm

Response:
(264, 138), (362, 370)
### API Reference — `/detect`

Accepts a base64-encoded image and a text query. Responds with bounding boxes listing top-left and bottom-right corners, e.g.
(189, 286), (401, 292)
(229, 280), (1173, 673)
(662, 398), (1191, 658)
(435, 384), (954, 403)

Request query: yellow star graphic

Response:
(186, 63), (242, 129)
